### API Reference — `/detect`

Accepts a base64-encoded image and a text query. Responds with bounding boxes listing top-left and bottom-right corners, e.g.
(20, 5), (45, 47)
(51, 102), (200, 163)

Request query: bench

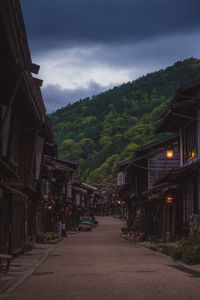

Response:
(0, 254), (12, 273)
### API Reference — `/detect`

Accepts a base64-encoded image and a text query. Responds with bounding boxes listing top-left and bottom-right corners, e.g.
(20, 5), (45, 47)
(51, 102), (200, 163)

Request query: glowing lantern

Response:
(117, 200), (121, 204)
(165, 196), (173, 204)
(166, 149), (173, 159)
(47, 204), (53, 210)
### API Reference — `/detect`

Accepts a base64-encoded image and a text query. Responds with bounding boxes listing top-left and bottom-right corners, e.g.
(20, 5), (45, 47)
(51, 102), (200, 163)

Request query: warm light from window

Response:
(117, 200), (121, 204)
(122, 201), (125, 204)
(166, 149), (173, 158)
(47, 205), (53, 210)
(165, 196), (173, 204)
(191, 151), (196, 158)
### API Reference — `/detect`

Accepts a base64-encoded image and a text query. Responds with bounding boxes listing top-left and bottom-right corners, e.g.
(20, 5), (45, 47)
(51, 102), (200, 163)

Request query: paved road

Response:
(7, 217), (200, 300)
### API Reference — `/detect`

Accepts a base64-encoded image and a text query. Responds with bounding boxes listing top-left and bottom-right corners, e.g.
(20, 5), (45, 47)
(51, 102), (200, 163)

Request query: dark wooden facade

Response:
(96, 188), (111, 215)
(72, 181), (98, 227)
(0, 0), (98, 256)
(0, 0), (46, 254)
(117, 135), (180, 239)
(41, 155), (79, 233)
(119, 80), (200, 242)
(155, 80), (200, 240)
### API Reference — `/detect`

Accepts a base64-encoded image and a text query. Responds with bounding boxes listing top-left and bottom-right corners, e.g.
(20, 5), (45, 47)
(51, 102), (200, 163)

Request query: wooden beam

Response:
(31, 63), (40, 74)
(0, 74), (22, 141)
(33, 77), (43, 87)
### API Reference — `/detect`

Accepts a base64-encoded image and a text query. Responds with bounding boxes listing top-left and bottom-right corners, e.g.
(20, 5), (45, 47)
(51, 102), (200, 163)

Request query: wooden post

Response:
(179, 128), (183, 168)
(197, 108), (200, 211)
(162, 203), (166, 242)
(8, 193), (12, 255)
(172, 203), (176, 241)
(197, 107), (200, 161)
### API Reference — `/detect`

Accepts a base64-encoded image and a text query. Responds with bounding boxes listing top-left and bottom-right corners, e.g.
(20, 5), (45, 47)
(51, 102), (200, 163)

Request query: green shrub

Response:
(36, 232), (55, 243)
(42, 232), (55, 239)
(172, 238), (200, 264)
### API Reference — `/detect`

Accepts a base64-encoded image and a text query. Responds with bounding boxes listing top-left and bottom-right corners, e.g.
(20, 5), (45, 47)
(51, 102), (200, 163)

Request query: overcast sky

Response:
(21, 0), (200, 113)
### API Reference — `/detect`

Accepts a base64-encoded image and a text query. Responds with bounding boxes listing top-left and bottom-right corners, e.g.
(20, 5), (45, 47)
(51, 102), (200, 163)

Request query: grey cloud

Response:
(42, 82), (112, 113)
(47, 34), (200, 74)
(96, 34), (200, 69)
(21, 0), (200, 54)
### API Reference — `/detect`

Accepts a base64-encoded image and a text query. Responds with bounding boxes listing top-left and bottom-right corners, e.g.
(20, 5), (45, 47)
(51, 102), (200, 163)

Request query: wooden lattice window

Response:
(182, 121), (198, 163)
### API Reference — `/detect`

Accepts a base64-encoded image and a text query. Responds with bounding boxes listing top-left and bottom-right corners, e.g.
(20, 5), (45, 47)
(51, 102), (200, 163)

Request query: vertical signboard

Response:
(67, 180), (72, 199)
(117, 172), (125, 186)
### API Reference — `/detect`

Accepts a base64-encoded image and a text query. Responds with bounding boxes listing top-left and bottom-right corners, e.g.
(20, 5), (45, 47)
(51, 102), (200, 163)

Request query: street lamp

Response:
(165, 196), (173, 204)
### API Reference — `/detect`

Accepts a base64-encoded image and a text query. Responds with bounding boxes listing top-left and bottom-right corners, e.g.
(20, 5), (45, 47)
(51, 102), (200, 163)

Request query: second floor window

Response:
(182, 121), (197, 163)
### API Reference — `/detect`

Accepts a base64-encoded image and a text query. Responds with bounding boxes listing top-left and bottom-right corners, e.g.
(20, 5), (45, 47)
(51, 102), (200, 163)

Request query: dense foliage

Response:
(172, 238), (200, 264)
(49, 58), (200, 189)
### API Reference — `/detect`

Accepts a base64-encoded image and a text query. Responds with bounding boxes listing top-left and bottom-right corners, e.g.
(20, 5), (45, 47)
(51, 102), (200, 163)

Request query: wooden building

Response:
(155, 80), (200, 240)
(117, 135), (180, 239)
(0, 0), (46, 254)
(96, 188), (113, 216)
(72, 181), (97, 227)
(41, 155), (79, 233)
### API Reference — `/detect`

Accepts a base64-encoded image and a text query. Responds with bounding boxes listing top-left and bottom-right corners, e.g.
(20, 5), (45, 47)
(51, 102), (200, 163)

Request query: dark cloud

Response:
(42, 81), (112, 113)
(21, 0), (200, 54)
(21, 0), (200, 113)
(91, 34), (200, 69)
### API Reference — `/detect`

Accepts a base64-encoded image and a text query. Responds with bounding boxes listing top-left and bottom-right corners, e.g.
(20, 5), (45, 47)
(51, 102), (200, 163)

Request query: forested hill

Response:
(49, 58), (200, 189)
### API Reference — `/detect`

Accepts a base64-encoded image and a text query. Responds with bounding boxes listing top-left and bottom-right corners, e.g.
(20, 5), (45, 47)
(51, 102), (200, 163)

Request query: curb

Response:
(121, 236), (200, 275)
(0, 238), (66, 300)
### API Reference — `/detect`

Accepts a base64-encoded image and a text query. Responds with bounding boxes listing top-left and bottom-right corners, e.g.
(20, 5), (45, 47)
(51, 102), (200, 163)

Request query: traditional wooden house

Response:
(136, 136), (180, 241)
(0, 0), (46, 255)
(41, 155), (79, 233)
(155, 80), (200, 240)
(35, 119), (57, 235)
(72, 181), (97, 226)
(117, 158), (133, 222)
(96, 188), (113, 215)
(117, 135), (180, 238)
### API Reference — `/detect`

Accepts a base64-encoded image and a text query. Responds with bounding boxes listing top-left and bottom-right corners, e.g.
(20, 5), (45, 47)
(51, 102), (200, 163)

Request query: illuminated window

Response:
(182, 121), (198, 163)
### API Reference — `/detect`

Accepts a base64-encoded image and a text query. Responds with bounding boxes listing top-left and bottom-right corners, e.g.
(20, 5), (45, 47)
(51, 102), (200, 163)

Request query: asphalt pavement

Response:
(3, 217), (200, 300)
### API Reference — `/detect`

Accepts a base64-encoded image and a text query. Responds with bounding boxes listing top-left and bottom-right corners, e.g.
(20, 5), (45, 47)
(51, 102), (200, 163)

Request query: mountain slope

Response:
(50, 58), (200, 189)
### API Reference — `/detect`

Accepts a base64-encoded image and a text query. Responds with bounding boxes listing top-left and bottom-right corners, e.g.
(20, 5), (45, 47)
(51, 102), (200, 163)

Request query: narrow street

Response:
(6, 217), (200, 300)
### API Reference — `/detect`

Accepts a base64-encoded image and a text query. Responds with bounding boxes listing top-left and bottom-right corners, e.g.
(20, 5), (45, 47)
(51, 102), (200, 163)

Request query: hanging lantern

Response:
(47, 204), (53, 210)
(165, 196), (173, 204)
(166, 149), (173, 159)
